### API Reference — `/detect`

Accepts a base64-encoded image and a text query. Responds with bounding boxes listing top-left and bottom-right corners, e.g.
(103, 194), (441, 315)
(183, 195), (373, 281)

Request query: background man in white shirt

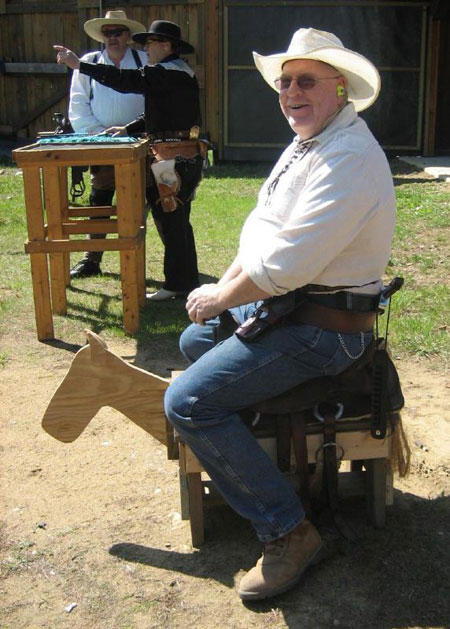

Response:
(164, 28), (396, 600)
(68, 10), (147, 279)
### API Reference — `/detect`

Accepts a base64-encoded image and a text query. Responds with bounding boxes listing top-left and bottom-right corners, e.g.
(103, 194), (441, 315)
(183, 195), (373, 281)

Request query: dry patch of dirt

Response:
(0, 327), (449, 629)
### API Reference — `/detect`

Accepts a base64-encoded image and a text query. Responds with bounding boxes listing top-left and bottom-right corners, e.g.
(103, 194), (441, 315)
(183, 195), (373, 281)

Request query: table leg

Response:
(43, 166), (67, 315)
(59, 167), (71, 286)
(22, 167), (54, 340)
(115, 162), (144, 333)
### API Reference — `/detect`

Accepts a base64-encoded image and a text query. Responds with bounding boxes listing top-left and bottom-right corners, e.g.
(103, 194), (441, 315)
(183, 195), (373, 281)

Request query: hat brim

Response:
(84, 17), (147, 43)
(253, 46), (380, 112)
(132, 32), (194, 54)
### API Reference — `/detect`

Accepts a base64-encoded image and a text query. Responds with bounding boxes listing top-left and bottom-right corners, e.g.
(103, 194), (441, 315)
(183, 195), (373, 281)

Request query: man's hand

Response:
(186, 284), (224, 325)
(54, 45), (81, 71)
(102, 126), (128, 137)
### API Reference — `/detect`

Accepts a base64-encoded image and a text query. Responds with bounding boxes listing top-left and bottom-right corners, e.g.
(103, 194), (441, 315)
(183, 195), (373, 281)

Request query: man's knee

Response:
(179, 323), (215, 363)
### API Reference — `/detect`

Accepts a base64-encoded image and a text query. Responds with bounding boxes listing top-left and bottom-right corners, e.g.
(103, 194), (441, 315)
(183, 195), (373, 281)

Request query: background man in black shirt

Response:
(55, 20), (203, 301)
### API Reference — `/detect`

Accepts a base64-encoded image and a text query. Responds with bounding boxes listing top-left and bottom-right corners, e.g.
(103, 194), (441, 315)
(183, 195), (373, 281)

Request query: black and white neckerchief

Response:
(265, 139), (316, 205)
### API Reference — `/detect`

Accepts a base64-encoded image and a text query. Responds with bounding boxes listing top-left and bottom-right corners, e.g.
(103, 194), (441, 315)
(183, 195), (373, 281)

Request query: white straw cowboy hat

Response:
(84, 10), (146, 43)
(253, 28), (380, 112)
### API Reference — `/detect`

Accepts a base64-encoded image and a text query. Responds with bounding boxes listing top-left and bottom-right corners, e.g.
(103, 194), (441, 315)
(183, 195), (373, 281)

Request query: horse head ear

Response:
(86, 329), (108, 361)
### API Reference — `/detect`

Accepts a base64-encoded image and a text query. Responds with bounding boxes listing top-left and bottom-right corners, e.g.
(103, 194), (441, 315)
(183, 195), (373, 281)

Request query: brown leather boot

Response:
(238, 519), (323, 600)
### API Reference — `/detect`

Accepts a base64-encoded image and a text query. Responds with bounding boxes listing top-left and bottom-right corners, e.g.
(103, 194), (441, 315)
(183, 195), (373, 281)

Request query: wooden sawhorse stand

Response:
(13, 140), (148, 340)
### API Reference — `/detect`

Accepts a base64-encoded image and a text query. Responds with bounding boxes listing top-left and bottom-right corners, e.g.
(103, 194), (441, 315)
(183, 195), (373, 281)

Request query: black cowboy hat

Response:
(132, 20), (194, 54)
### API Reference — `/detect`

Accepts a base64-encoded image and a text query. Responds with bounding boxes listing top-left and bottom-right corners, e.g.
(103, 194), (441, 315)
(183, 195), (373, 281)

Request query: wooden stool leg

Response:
(187, 472), (205, 547)
(179, 469), (190, 520)
(365, 458), (387, 528)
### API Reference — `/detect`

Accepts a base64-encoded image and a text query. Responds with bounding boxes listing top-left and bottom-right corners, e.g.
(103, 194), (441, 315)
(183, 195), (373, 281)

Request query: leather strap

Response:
(288, 301), (376, 333)
(290, 412), (312, 519)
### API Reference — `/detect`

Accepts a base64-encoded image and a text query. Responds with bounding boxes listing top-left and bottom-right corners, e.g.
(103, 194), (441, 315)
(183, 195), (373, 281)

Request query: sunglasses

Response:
(101, 28), (129, 38)
(274, 74), (341, 91)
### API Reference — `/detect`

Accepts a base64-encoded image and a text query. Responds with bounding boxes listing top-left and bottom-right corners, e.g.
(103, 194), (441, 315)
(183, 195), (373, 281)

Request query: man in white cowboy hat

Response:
(56, 20), (203, 299)
(68, 10), (147, 279)
(57, 28), (396, 599)
(162, 28), (396, 600)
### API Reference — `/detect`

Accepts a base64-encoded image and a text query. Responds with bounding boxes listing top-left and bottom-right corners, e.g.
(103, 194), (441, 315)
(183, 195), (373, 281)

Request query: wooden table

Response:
(13, 139), (149, 340)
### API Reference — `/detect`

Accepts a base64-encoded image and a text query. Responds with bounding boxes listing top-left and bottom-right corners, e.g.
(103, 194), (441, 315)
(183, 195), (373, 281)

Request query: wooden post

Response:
(59, 166), (71, 285)
(43, 165), (67, 315)
(115, 161), (144, 334)
(22, 167), (54, 340)
(365, 458), (387, 528)
(423, 19), (440, 156)
(205, 0), (221, 156)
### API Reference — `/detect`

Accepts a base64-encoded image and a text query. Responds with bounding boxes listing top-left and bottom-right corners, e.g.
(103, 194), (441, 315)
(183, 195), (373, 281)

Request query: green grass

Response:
(0, 156), (448, 366)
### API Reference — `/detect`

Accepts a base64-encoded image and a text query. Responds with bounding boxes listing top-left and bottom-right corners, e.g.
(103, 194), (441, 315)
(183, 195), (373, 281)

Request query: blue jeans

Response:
(165, 303), (373, 542)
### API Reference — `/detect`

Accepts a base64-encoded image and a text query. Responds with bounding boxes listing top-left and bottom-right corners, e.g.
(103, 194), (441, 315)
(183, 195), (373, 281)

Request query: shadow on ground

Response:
(110, 491), (449, 629)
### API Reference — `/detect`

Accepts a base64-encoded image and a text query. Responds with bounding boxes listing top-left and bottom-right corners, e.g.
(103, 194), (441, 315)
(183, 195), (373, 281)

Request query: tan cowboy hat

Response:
(84, 10), (146, 43)
(253, 28), (380, 112)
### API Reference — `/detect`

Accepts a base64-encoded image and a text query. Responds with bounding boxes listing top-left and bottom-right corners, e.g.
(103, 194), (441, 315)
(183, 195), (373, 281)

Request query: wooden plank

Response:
(4, 62), (68, 74)
(11, 85), (69, 133)
(61, 219), (118, 235)
(13, 140), (149, 166)
(25, 231), (144, 253)
(68, 206), (117, 217)
(4, 1), (78, 14)
(423, 18), (440, 156)
(365, 458), (387, 528)
(22, 166), (54, 340)
(42, 166), (67, 314)
(115, 160), (145, 334)
(205, 0), (220, 147)
(183, 429), (391, 475)
(42, 330), (170, 444)
(306, 431), (391, 464)
(58, 167), (70, 285)
(187, 473), (205, 547)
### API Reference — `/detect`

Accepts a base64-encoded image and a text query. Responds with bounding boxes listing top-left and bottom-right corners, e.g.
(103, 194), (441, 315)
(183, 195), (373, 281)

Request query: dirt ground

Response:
(0, 322), (449, 629)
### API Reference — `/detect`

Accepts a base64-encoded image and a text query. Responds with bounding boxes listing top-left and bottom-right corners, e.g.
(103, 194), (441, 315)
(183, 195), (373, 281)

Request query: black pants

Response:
(147, 155), (202, 293)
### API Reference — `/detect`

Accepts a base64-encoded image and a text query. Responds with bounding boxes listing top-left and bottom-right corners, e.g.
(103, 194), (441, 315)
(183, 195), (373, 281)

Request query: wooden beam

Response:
(424, 19), (440, 156)
(12, 87), (68, 133)
(4, 63), (68, 74)
(3, 1), (78, 13)
(205, 0), (221, 150)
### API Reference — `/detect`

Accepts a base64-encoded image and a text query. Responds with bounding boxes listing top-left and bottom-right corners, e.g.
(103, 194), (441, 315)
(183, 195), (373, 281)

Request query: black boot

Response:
(70, 259), (102, 279)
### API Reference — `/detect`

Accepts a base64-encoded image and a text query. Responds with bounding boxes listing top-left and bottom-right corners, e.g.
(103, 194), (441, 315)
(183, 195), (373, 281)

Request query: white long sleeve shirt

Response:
(69, 48), (147, 133)
(239, 104), (396, 296)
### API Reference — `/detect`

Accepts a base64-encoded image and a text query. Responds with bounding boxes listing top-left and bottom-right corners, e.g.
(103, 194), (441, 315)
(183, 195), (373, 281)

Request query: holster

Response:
(149, 140), (205, 212)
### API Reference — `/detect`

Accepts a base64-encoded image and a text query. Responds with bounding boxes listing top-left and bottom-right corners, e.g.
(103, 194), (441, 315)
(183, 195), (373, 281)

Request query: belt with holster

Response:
(148, 126), (200, 142)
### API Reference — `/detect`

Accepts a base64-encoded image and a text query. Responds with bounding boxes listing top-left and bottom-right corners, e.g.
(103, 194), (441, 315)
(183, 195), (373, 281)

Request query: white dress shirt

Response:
(239, 104), (396, 296)
(69, 47), (147, 133)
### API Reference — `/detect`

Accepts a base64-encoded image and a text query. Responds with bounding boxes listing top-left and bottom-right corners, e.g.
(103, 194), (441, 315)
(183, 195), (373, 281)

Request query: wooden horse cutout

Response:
(42, 331), (169, 445)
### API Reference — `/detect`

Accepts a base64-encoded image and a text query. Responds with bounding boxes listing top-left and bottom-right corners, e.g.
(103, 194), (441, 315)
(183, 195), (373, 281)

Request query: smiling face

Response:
(278, 59), (347, 140)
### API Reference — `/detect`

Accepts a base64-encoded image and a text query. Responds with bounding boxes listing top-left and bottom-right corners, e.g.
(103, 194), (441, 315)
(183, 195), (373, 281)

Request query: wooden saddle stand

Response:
(42, 283), (410, 547)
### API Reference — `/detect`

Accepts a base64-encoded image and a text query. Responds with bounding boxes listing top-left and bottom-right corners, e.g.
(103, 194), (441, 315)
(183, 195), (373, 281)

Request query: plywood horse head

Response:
(42, 331), (169, 446)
